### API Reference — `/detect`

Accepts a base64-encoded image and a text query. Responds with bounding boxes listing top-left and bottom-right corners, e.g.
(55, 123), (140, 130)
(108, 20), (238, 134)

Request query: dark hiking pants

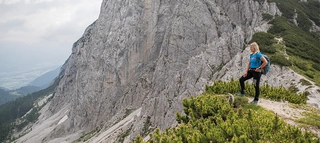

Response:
(239, 69), (262, 101)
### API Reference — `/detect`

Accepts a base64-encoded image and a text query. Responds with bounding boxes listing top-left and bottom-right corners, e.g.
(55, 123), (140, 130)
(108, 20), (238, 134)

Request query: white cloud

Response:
(1, 0), (101, 44)
(0, 0), (102, 84)
(0, 0), (21, 4)
(0, 0), (53, 4)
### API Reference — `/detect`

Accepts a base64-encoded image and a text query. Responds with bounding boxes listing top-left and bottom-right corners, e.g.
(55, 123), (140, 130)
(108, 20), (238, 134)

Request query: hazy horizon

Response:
(0, 0), (102, 89)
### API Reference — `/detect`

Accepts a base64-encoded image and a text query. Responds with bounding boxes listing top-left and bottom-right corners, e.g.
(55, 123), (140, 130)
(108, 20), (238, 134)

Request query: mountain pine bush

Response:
(206, 78), (308, 104)
(134, 80), (319, 143)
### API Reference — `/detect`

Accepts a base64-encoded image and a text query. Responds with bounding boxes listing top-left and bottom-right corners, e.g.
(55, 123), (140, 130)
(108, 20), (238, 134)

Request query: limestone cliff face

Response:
(48, 0), (281, 141)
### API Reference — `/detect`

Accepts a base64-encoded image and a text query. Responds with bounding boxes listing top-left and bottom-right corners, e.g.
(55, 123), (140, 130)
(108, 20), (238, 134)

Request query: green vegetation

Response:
(0, 77), (60, 142)
(268, 0), (320, 26)
(250, 0), (320, 85)
(205, 79), (308, 104)
(134, 80), (320, 143)
(262, 13), (273, 21)
(250, 32), (277, 54)
(1, 0), (320, 142)
(291, 104), (320, 130)
(138, 3), (320, 141)
(118, 126), (133, 143)
(142, 116), (152, 137)
(297, 111), (320, 129)
(74, 129), (98, 142)
(300, 79), (312, 86)
(0, 89), (15, 105)
(288, 84), (299, 93)
(271, 53), (292, 66)
(0, 86), (42, 105)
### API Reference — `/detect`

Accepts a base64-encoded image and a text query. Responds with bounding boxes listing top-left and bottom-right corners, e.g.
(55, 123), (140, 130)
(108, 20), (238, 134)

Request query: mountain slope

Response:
(13, 0), (320, 142)
(0, 66), (60, 105)
(47, 0), (281, 141)
(0, 86), (9, 91)
(0, 89), (14, 105)
(28, 66), (61, 89)
(0, 85), (41, 105)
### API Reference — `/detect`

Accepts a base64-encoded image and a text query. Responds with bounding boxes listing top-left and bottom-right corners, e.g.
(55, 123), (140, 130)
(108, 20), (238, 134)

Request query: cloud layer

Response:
(0, 0), (102, 73)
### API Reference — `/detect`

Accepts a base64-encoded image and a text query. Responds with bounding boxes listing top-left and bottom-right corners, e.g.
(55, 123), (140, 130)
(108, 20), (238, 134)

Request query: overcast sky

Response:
(0, 0), (102, 73)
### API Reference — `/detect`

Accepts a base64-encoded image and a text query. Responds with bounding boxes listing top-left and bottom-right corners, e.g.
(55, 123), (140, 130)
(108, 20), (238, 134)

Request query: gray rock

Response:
(213, 47), (320, 109)
(30, 0), (320, 142)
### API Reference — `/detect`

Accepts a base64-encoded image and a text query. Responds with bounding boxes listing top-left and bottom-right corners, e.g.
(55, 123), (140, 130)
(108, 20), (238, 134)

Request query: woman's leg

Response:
(253, 72), (262, 101)
(239, 71), (253, 94)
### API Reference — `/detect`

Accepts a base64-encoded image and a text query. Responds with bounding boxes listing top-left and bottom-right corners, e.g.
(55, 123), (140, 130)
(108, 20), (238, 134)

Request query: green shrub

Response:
(136, 92), (319, 143)
(297, 111), (320, 129)
(268, 16), (292, 35)
(267, 15), (320, 64)
(312, 63), (320, 71)
(268, 0), (320, 26)
(288, 85), (299, 93)
(270, 54), (292, 66)
(250, 32), (276, 47)
(283, 33), (320, 63)
(268, 0), (295, 19)
(233, 96), (248, 108)
(294, 60), (309, 71)
(300, 79), (312, 86)
(262, 13), (273, 21)
(296, 11), (313, 31)
(305, 72), (314, 79)
(206, 79), (307, 104)
(305, 1), (320, 26)
(261, 45), (277, 54)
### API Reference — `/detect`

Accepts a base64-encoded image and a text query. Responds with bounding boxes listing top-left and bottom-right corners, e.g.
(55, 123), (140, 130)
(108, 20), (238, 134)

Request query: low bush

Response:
(270, 54), (292, 66)
(135, 91), (319, 143)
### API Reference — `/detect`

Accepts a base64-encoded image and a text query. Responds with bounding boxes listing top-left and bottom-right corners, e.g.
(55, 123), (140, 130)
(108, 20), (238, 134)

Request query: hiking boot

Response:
(251, 100), (258, 104)
(237, 93), (245, 97)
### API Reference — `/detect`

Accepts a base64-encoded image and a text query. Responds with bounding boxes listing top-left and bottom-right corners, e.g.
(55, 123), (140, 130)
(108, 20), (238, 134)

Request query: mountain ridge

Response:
(28, 66), (61, 89)
(9, 0), (320, 142)
(0, 66), (60, 105)
(39, 0), (283, 141)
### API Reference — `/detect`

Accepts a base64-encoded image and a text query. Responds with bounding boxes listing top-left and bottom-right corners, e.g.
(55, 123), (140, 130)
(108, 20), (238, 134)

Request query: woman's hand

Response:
(243, 71), (248, 77)
(255, 68), (261, 72)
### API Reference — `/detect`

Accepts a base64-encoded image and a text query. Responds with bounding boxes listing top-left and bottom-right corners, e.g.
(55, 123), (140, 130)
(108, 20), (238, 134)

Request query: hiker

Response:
(238, 42), (268, 104)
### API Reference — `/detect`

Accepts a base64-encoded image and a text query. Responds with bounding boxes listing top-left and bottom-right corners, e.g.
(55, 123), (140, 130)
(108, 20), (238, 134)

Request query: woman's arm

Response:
(259, 56), (268, 69)
(256, 56), (268, 72)
(243, 61), (250, 77)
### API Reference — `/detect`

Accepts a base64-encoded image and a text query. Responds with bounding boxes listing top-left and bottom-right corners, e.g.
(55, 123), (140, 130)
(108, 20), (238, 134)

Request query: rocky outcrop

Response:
(22, 0), (288, 142)
(213, 47), (320, 108)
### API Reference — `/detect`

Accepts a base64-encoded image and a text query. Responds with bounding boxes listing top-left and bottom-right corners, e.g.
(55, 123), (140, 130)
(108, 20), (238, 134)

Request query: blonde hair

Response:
(250, 42), (260, 54)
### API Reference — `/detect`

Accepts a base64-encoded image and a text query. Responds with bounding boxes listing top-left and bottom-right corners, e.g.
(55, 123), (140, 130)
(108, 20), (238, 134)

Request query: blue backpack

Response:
(259, 54), (270, 75)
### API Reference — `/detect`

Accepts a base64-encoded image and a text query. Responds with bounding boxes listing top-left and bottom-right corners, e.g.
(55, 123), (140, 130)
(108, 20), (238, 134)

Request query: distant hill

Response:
(0, 65), (61, 90)
(0, 67), (60, 105)
(10, 86), (41, 96)
(28, 66), (61, 89)
(0, 86), (41, 105)
(0, 89), (14, 105)
(0, 86), (9, 91)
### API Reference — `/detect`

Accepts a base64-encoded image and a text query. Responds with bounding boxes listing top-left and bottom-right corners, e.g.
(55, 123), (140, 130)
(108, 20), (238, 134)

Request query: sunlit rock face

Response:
(40, 0), (285, 142)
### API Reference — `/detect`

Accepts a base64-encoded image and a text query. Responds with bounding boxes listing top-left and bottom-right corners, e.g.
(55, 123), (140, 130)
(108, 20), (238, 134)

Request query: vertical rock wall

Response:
(48, 0), (281, 141)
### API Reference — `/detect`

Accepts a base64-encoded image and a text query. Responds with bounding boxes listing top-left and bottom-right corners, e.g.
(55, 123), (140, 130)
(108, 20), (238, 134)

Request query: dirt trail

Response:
(255, 98), (320, 137)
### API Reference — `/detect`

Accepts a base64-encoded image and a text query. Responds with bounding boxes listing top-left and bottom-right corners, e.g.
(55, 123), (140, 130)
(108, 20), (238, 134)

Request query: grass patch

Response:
(73, 129), (98, 142)
(118, 125), (133, 143)
(297, 112), (320, 129)
(300, 79), (312, 86)
(294, 105), (320, 129)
